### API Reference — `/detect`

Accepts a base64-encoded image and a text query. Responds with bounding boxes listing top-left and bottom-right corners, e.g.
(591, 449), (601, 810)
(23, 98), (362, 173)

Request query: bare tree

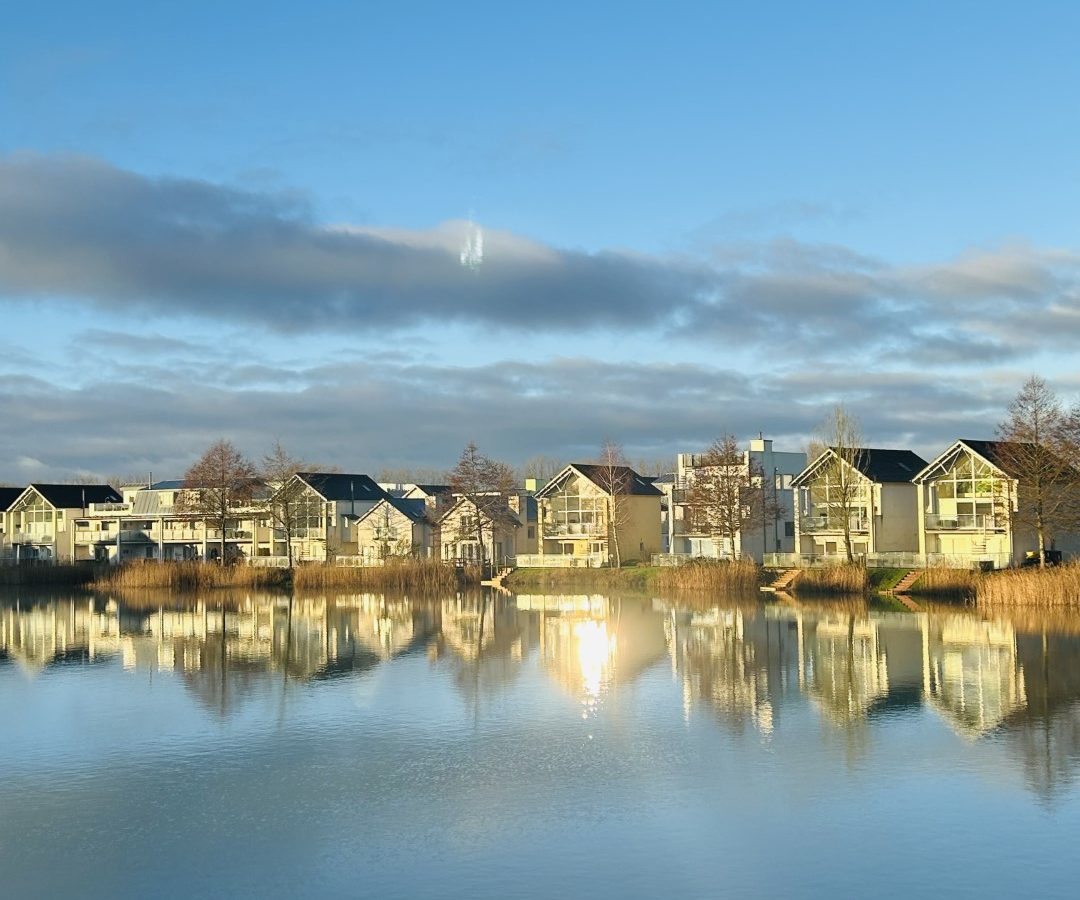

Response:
(373, 504), (411, 560)
(260, 441), (308, 569)
(593, 439), (633, 568)
(521, 454), (564, 484)
(447, 441), (517, 567)
(996, 376), (1080, 567)
(687, 433), (773, 559)
(179, 440), (258, 565)
(815, 406), (867, 563)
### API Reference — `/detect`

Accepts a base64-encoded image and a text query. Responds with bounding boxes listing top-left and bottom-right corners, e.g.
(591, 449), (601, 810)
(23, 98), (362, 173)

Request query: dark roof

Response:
(355, 497), (429, 525)
(411, 484), (452, 495)
(0, 487), (24, 511)
(26, 484), (122, 508)
(150, 480), (185, 490)
(958, 439), (1031, 477)
(297, 472), (388, 502)
(852, 449), (928, 483)
(567, 463), (664, 496)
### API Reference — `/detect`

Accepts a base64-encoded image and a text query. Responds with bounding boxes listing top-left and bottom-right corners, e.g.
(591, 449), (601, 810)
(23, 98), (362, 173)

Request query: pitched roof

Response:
(540, 463), (663, 497)
(795, 448), (928, 486)
(0, 487), (23, 511)
(150, 479), (185, 490)
(25, 484), (122, 508)
(354, 497), (429, 525)
(296, 473), (388, 502)
(914, 438), (1040, 482)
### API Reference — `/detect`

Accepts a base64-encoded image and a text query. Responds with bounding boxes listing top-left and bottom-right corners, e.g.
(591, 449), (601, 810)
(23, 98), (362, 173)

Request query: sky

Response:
(2, 1), (1080, 482)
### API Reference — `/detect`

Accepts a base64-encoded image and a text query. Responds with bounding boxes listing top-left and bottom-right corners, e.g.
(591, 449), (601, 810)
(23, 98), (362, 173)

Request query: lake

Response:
(2, 588), (1080, 899)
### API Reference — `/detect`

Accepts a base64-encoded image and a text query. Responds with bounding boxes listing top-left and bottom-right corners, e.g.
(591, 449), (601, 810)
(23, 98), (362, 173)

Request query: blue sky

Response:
(2, 1), (1079, 480)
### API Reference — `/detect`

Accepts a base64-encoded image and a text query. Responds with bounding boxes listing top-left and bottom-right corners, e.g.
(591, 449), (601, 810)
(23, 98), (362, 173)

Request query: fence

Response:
(762, 551), (1014, 570)
(514, 553), (606, 568)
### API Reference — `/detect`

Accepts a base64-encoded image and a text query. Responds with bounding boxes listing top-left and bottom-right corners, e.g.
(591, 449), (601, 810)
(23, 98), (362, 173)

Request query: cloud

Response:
(0, 153), (715, 333)
(0, 356), (1020, 483)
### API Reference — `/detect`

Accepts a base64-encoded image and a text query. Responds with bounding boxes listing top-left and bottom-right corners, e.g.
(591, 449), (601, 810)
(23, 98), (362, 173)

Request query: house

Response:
(351, 497), (435, 563)
(6, 483), (122, 561)
(914, 439), (1080, 568)
(792, 448), (927, 560)
(668, 437), (806, 563)
(274, 472), (390, 562)
(0, 487), (24, 558)
(436, 494), (532, 565)
(379, 483), (456, 518)
(532, 463), (662, 566)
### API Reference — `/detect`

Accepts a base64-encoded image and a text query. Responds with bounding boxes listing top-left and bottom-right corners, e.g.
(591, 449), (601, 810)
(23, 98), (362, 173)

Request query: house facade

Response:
(5, 484), (123, 562)
(274, 473), (390, 562)
(792, 448), (926, 560)
(914, 439), (1080, 568)
(437, 496), (527, 565)
(531, 464), (662, 566)
(668, 438), (806, 563)
(351, 497), (435, 563)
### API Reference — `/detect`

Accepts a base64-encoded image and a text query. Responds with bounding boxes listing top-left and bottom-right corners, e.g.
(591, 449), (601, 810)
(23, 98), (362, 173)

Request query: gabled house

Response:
(351, 497), (434, 563)
(0, 487), (24, 557)
(533, 463), (662, 566)
(276, 472), (390, 562)
(436, 495), (528, 565)
(7, 483), (122, 561)
(793, 448), (927, 560)
(914, 439), (1080, 568)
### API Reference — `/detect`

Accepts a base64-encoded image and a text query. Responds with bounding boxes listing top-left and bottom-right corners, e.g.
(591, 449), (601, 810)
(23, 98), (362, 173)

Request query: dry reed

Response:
(654, 558), (760, 593)
(793, 564), (868, 595)
(976, 562), (1080, 608)
(92, 561), (286, 591)
(292, 559), (463, 593)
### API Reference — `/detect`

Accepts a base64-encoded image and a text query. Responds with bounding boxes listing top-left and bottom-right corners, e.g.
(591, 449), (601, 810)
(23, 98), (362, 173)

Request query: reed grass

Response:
(92, 560), (287, 591)
(908, 565), (981, 601)
(654, 558), (760, 592)
(793, 564), (868, 596)
(976, 562), (1080, 608)
(292, 559), (464, 593)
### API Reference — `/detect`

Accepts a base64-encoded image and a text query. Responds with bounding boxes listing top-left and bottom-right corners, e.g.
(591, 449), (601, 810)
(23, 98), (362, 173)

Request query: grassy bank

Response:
(976, 563), (1080, 608)
(792, 564), (868, 596)
(507, 559), (762, 593)
(908, 566), (981, 602)
(0, 564), (101, 586)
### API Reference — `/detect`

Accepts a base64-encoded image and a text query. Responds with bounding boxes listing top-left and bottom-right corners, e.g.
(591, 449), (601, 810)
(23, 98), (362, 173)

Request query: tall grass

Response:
(0, 564), (100, 586)
(793, 564), (868, 596)
(92, 561), (287, 591)
(292, 560), (464, 593)
(654, 558), (760, 592)
(908, 566), (981, 602)
(976, 563), (1080, 608)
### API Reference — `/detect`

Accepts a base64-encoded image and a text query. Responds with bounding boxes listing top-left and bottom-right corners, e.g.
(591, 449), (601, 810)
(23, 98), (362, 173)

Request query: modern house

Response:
(667, 437), (806, 563)
(914, 439), (1080, 568)
(350, 497), (435, 563)
(274, 472), (390, 562)
(792, 448), (927, 561)
(6, 483), (123, 561)
(379, 483), (456, 519)
(437, 495), (529, 565)
(529, 463), (662, 567)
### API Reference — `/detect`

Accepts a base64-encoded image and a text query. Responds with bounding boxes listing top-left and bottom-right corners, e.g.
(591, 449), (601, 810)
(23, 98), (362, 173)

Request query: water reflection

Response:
(5, 588), (1080, 799)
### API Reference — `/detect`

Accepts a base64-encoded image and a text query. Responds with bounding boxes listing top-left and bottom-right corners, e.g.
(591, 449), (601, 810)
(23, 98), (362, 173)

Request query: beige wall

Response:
(874, 483), (920, 552)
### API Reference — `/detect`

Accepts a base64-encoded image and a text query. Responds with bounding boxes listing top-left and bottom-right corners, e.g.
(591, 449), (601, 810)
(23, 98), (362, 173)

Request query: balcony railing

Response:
(924, 513), (1005, 531)
(515, 553), (607, 568)
(800, 514), (870, 532)
(543, 522), (604, 538)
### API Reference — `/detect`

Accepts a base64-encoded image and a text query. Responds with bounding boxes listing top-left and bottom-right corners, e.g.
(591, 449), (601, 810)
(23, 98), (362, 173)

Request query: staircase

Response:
(761, 569), (801, 593)
(481, 566), (514, 590)
(891, 569), (924, 594)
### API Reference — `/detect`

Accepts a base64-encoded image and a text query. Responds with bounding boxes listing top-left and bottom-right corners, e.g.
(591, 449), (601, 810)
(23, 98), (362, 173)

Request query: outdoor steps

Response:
(761, 569), (800, 593)
(481, 566), (514, 590)
(890, 569), (924, 595)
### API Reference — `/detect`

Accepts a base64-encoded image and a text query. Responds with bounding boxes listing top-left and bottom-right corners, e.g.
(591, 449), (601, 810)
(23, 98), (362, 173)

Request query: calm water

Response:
(2, 589), (1080, 899)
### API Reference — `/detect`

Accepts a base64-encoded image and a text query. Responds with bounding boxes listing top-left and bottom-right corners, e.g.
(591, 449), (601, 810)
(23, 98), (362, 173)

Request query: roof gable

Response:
(354, 497), (429, 526)
(537, 463), (662, 498)
(21, 484), (122, 509)
(296, 472), (389, 502)
(794, 448), (927, 486)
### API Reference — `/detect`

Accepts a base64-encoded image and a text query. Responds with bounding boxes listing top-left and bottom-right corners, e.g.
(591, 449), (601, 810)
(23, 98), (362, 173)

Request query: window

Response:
(785, 521), (795, 537)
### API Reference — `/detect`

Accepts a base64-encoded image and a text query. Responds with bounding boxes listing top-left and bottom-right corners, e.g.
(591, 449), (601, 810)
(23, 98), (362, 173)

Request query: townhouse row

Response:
(2, 435), (1077, 568)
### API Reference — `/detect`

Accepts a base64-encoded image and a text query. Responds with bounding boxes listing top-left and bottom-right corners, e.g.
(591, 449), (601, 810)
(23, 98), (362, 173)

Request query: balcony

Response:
(800, 514), (870, 533)
(924, 513), (1005, 532)
(543, 522), (604, 538)
(88, 502), (132, 514)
